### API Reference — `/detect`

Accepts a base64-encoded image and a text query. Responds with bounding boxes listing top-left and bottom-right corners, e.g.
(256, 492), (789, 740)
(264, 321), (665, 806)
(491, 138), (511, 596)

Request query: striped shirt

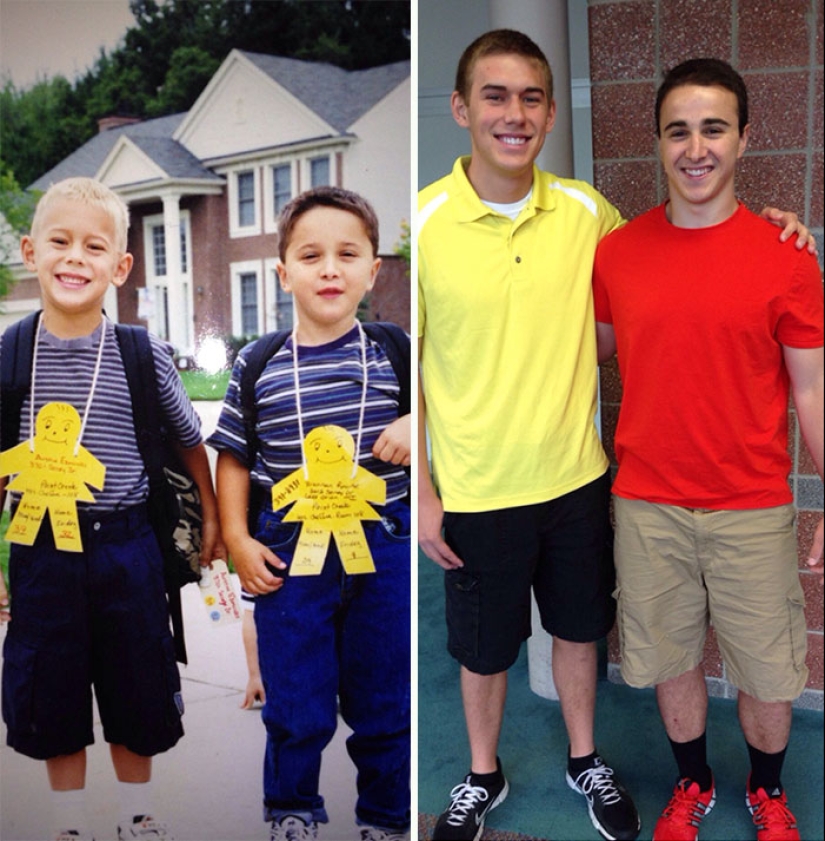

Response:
(207, 325), (409, 503)
(1, 319), (202, 512)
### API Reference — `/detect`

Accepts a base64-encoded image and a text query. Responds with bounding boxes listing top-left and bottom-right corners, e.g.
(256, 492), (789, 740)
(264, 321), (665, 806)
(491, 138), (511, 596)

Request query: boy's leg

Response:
(254, 513), (338, 825)
(47, 750), (87, 790)
(339, 502), (411, 832)
(552, 638), (597, 758)
(461, 667), (507, 775)
(47, 752), (93, 839)
(110, 744), (151, 782)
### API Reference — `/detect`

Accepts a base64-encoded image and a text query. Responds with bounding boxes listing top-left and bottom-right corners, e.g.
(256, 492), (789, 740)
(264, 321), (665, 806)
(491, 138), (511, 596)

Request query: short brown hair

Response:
(277, 186), (379, 261)
(454, 29), (553, 103)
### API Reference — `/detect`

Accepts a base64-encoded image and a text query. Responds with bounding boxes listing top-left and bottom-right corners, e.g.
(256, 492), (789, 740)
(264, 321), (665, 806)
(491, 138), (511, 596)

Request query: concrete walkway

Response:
(0, 402), (365, 841)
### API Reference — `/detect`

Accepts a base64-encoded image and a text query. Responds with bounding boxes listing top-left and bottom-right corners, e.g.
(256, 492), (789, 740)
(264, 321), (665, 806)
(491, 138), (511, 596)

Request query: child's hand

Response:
(0, 575), (9, 623)
(372, 414), (411, 466)
(230, 535), (287, 595)
(200, 514), (228, 566)
(240, 675), (266, 710)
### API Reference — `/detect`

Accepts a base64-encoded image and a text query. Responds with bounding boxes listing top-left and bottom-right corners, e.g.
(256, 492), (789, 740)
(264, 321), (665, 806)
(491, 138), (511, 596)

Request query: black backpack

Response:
(1, 312), (201, 664)
(238, 322), (411, 530)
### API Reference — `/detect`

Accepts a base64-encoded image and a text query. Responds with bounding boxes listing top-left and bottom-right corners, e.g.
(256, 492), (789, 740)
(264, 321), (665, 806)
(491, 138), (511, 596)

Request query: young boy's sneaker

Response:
(653, 777), (716, 841)
(269, 815), (319, 841)
(746, 780), (800, 841)
(432, 758), (509, 841)
(566, 754), (640, 840)
(117, 815), (175, 840)
(359, 827), (410, 841)
(55, 832), (95, 841)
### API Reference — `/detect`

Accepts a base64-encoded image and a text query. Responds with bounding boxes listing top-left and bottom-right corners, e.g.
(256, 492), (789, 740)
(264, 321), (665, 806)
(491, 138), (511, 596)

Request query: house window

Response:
(310, 156), (330, 187)
(273, 164), (292, 216)
(237, 171), (255, 227)
(152, 225), (166, 276)
(240, 272), (259, 336)
(275, 283), (293, 331)
(180, 225), (188, 274)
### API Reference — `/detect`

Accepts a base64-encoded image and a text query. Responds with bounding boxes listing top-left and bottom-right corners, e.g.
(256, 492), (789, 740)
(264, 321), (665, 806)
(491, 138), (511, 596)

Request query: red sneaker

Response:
(746, 780), (800, 841)
(653, 777), (716, 841)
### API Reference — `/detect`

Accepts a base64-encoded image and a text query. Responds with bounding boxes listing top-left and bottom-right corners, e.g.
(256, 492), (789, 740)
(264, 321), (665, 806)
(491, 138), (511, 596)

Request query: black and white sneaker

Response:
(566, 754), (640, 841)
(432, 758), (509, 841)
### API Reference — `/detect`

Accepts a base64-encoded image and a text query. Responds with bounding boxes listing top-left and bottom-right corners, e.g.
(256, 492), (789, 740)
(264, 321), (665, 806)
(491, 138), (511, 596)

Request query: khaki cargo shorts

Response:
(613, 498), (808, 702)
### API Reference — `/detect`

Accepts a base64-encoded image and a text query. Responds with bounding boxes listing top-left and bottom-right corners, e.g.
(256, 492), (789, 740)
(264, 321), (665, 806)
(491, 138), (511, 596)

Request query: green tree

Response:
(0, 170), (39, 304)
(2, 0), (411, 186)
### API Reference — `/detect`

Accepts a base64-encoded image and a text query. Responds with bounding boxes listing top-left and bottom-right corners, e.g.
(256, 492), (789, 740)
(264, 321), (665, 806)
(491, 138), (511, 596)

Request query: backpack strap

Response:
(115, 324), (189, 664)
(0, 311), (41, 453)
(362, 322), (411, 416)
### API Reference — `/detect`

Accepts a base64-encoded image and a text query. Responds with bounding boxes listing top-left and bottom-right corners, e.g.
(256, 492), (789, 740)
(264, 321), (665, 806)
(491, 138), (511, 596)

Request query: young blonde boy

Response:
(209, 186), (411, 841)
(0, 177), (224, 841)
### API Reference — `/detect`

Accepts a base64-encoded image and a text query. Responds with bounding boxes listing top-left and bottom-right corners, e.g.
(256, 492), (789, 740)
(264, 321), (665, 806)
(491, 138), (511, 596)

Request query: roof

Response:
(29, 113), (218, 191)
(29, 52), (410, 193)
(242, 53), (410, 132)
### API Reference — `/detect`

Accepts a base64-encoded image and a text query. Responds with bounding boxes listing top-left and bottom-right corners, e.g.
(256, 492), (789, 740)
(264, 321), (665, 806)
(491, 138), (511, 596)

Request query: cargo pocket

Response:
(787, 592), (807, 673)
(445, 568), (481, 660)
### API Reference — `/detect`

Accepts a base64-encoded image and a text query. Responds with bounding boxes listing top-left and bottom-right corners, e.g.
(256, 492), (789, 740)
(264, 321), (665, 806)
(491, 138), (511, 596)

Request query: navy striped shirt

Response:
(207, 325), (409, 503)
(1, 319), (202, 512)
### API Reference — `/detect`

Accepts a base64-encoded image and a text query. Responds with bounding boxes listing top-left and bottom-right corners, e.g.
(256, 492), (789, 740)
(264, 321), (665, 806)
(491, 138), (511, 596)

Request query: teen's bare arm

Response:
(418, 339), (463, 570)
(784, 344), (825, 578)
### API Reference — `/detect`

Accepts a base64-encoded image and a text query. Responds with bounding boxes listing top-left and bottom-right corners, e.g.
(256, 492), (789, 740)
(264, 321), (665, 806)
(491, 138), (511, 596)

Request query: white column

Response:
(161, 193), (188, 354)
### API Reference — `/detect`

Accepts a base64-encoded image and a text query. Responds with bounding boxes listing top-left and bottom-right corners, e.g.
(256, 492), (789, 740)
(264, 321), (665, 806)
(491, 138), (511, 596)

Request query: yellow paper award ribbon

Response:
(0, 402), (106, 552)
(270, 425), (386, 575)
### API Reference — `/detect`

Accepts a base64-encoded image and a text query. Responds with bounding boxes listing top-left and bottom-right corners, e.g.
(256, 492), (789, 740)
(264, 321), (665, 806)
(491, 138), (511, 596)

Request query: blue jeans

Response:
(253, 499), (411, 830)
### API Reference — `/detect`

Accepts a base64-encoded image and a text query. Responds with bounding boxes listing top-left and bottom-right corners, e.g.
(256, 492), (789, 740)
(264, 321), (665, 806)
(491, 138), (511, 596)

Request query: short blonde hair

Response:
(31, 177), (130, 253)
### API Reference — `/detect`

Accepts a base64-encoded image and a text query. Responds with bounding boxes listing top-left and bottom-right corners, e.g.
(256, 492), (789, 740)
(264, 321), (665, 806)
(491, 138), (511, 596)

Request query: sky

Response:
(0, 0), (134, 89)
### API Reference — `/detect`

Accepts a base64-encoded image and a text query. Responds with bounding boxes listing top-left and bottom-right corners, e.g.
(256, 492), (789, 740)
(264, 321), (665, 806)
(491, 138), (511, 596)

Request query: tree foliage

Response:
(0, 0), (410, 187)
(0, 170), (39, 303)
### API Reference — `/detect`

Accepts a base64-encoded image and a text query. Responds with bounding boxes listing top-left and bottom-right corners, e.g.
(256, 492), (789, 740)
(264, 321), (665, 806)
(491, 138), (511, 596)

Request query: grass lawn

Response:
(179, 369), (230, 401)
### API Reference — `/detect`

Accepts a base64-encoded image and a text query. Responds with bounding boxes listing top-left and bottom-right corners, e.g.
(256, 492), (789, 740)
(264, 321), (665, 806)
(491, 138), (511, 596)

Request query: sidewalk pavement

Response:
(0, 402), (364, 841)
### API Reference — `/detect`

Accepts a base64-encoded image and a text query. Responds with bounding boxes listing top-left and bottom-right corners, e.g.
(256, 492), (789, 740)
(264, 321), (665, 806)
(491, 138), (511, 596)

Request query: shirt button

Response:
(515, 256), (522, 263)
(93, 522), (101, 531)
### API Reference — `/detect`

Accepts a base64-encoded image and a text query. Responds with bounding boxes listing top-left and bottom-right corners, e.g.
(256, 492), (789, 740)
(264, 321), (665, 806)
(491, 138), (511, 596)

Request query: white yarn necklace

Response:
(29, 313), (107, 456)
(291, 321), (368, 480)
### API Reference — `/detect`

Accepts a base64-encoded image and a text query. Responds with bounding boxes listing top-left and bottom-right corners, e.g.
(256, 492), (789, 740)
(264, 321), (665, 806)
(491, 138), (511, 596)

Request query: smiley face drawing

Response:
(0, 402), (106, 552)
(269, 425), (386, 576)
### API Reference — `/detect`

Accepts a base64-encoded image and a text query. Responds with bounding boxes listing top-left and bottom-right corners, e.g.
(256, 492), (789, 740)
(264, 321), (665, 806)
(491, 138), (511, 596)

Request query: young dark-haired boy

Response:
(209, 186), (411, 841)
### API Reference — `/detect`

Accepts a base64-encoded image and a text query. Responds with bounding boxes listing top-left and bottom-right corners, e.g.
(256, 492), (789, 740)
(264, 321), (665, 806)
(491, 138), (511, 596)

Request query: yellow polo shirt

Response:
(418, 157), (624, 512)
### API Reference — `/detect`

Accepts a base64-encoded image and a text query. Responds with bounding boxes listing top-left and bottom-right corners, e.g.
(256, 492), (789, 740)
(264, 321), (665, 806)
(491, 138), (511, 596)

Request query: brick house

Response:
(3, 50), (411, 358)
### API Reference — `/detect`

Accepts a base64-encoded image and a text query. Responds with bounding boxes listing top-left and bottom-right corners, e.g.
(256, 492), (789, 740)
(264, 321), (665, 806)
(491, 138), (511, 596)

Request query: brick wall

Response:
(587, 0), (824, 704)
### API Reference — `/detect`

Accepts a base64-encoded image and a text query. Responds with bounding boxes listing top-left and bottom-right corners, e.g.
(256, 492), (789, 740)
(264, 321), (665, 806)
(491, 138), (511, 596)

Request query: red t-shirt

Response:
(593, 202), (824, 509)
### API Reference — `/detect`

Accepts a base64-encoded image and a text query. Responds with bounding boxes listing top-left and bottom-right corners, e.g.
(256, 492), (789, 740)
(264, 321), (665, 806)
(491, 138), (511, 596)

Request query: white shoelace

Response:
(573, 762), (622, 806)
(445, 781), (491, 825)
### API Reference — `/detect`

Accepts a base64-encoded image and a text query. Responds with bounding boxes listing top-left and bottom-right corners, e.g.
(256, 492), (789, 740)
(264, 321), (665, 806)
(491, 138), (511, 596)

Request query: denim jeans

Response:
(253, 499), (411, 830)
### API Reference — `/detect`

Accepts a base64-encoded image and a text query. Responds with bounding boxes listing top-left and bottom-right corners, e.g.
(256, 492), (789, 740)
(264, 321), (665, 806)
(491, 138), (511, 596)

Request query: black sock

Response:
(747, 742), (786, 796)
(568, 748), (599, 778)
(469, 758), (502, 784)
(669, 732), (713, 792)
